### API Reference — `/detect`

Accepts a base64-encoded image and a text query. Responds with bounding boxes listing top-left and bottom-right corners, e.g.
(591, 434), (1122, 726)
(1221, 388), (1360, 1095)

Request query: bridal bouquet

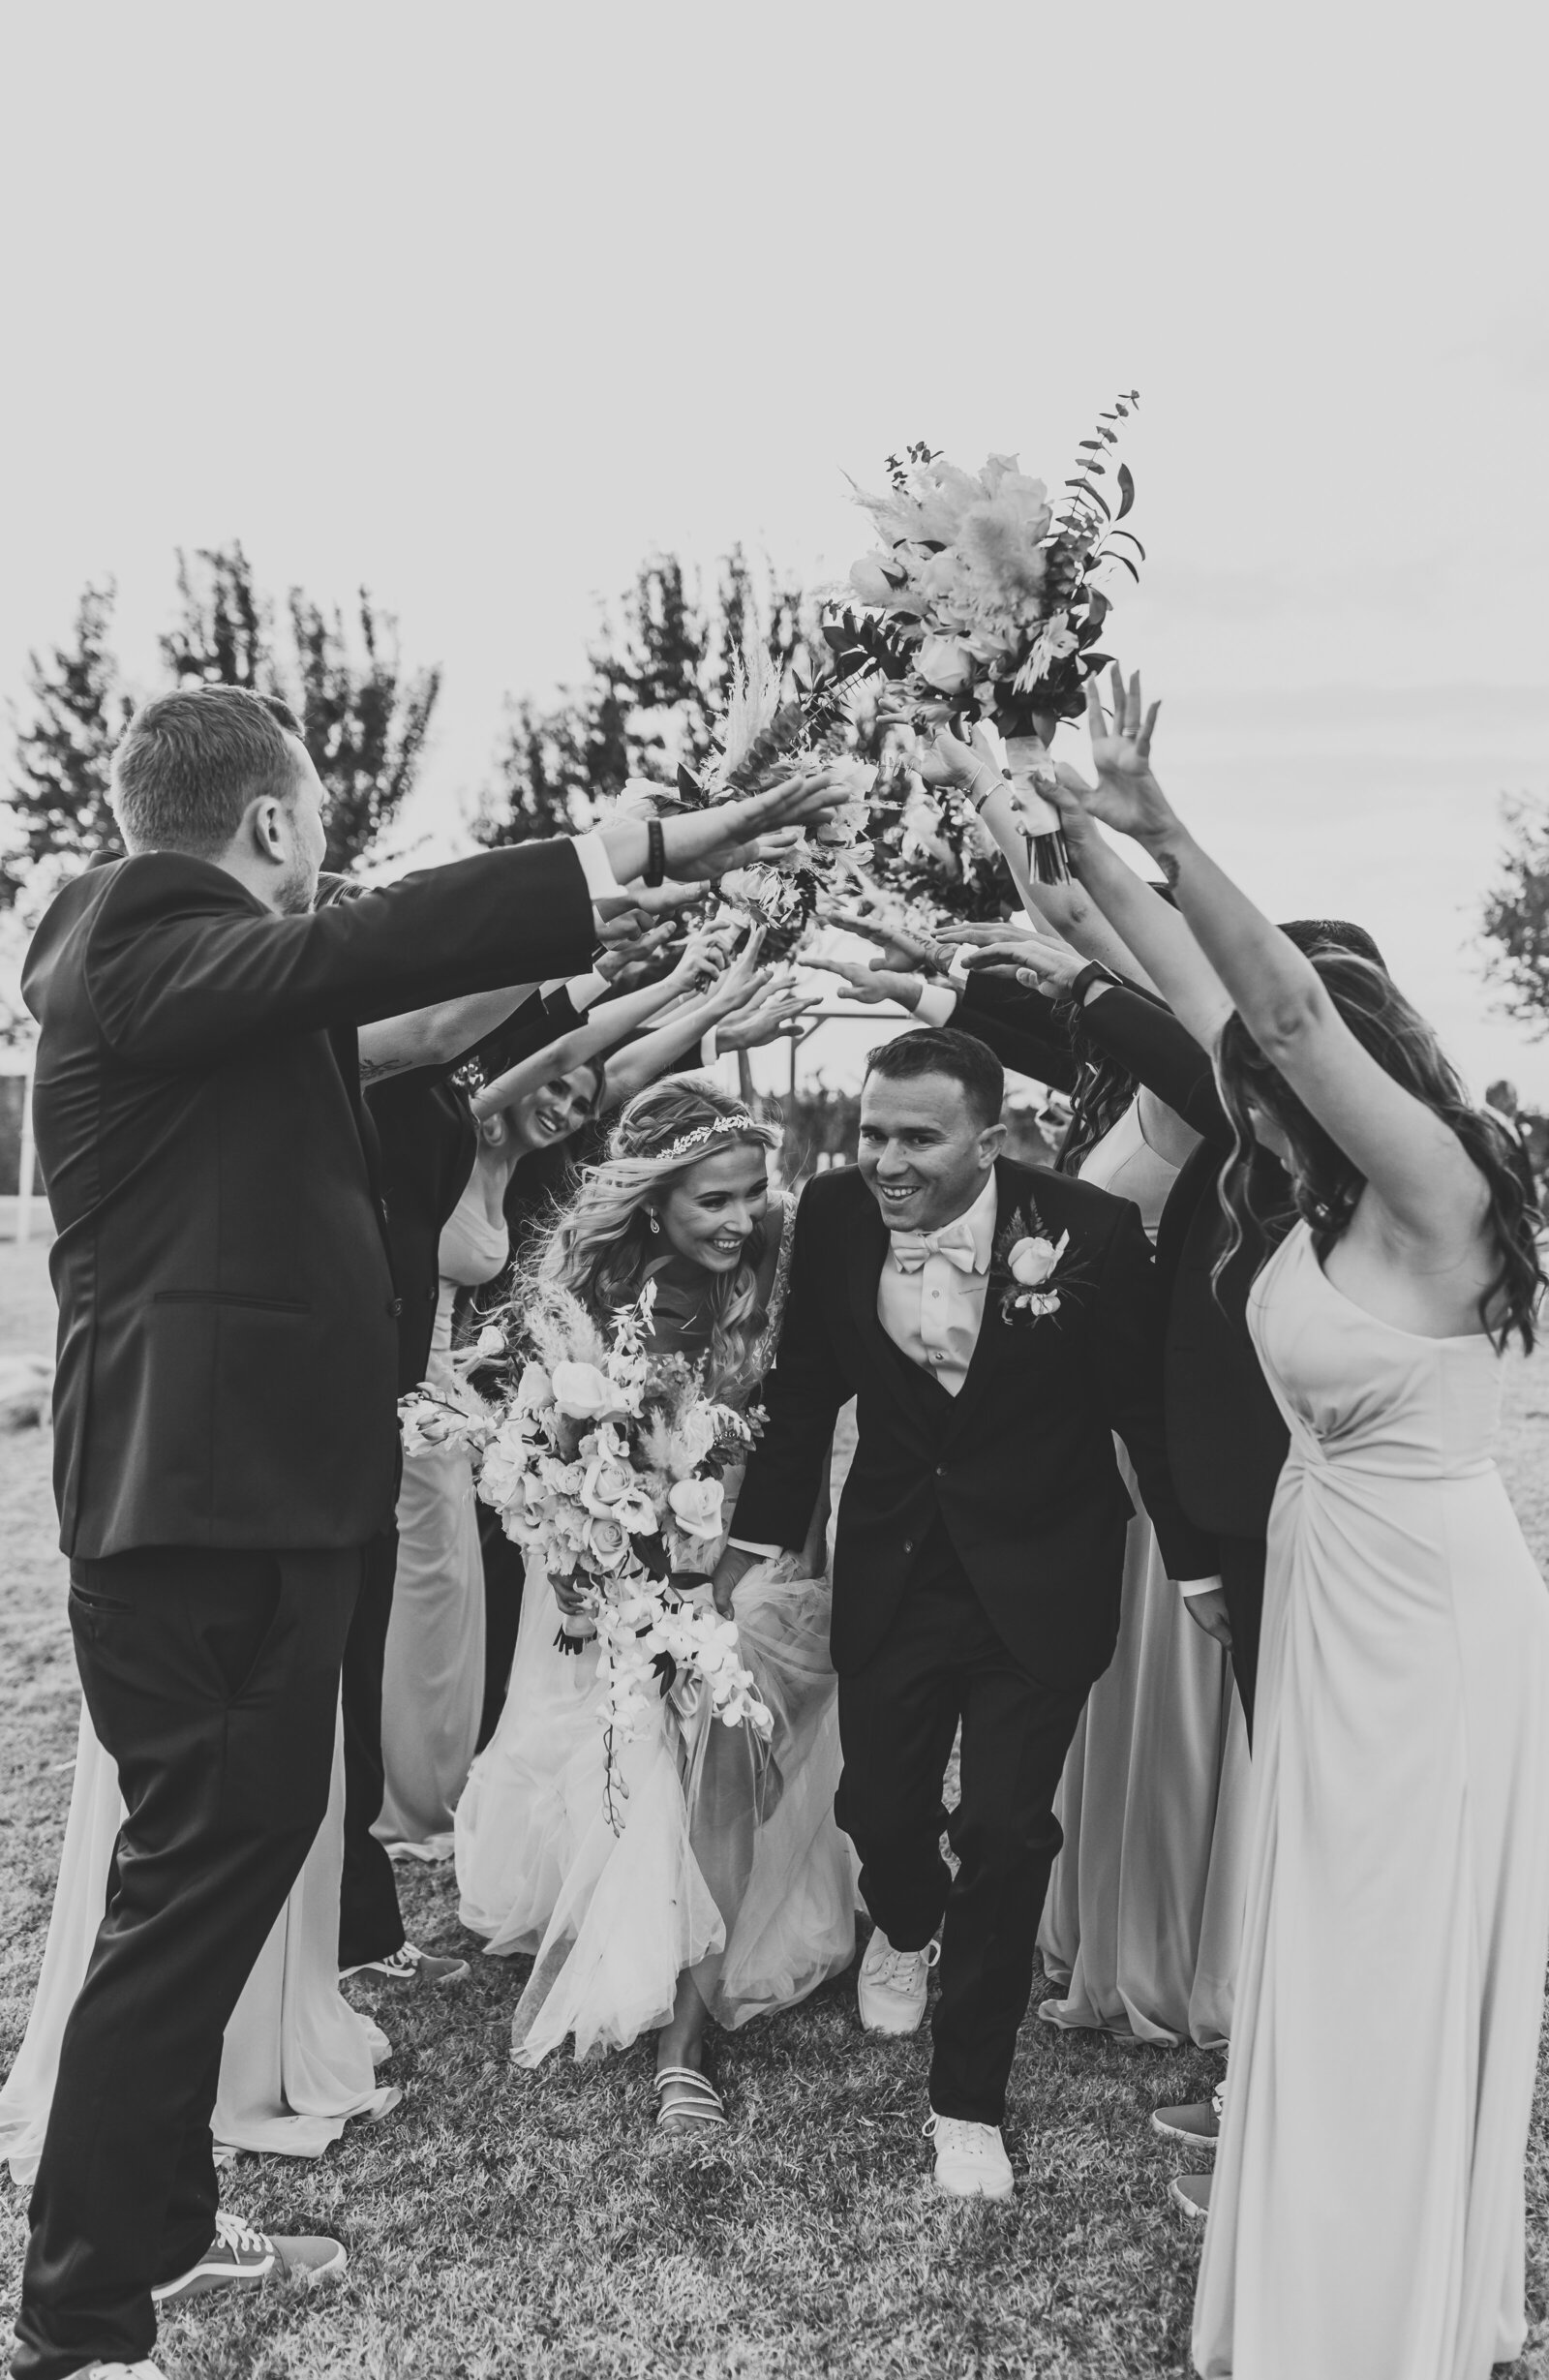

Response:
(824, 394), (1142, 882)
(475, 1283), (773, 1829)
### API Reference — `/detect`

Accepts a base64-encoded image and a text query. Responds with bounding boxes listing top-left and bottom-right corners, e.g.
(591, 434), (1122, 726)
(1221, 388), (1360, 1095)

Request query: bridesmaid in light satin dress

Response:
(1051, 665), (1549, 2380)
(0, 1701), (397, 2182)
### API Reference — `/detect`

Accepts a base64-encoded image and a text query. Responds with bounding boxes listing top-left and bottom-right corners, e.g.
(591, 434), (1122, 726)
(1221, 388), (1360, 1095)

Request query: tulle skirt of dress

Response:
(0, 1698), (397, 2183)
(454, 1553), (857, 2065)
(1038, 1444), (1249, 2049)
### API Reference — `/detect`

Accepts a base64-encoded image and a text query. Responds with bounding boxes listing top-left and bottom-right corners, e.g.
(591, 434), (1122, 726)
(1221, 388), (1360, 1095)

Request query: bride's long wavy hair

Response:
(517, 1077), (780, 1400)
(1214, 948), (1544, 1351)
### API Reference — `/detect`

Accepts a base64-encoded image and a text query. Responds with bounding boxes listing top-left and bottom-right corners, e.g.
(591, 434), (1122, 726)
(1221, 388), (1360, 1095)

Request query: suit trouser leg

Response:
(12, 1545), (359, 2380)
(1217, 1533), (1266, 1747)
(475, 1502), (526, 1754)
(338, 1527), (407, 1970)
(835, 1541), (1089, 2127)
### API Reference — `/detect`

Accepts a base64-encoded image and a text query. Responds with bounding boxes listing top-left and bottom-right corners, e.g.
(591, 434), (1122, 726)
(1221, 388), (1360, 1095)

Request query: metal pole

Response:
(15, 1036), (37, 1246)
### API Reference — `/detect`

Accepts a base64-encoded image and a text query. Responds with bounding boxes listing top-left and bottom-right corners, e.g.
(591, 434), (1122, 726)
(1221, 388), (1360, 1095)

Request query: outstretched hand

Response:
(809, 952), (923, 1009)
(714, 971), (823, 1051)
(828, 909), (938, 974)
(1061, 665), (1175, 844)
(961, 932), (1087, 999)
(664, 768), (851, 882)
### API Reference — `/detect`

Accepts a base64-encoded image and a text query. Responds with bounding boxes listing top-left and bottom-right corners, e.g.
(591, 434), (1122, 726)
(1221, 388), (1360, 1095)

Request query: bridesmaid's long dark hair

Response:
(1214, 949), (1544, 1352)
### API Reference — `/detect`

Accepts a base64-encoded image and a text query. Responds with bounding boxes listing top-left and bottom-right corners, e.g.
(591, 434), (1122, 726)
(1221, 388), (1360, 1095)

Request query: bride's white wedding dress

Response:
(454, 1218), (857, 2063)
(1194, 1222), (1549, 2380)
(0, 1698), (398, 2182)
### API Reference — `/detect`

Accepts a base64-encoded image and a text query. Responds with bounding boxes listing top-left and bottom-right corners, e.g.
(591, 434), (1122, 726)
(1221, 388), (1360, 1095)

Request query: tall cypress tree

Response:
(4, 583), (133, 896)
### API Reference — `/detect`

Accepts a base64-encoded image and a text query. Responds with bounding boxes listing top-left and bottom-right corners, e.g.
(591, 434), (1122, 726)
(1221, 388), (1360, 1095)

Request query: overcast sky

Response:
(2, 0), (1545, 1089)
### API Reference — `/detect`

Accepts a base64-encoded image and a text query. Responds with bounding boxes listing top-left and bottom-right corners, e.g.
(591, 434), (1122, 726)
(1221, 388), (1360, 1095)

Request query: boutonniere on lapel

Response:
(991, 1203), (1073, 1327)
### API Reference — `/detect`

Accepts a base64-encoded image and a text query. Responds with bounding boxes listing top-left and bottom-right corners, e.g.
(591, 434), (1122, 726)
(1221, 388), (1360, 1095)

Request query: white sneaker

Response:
(70, 2364), (168, 2379)
(925, 2112), (1015, 2200)
(342, 1940), (469, 1986)
(151, 2209), (347, 2303)
(857, 1929), (939, 2035)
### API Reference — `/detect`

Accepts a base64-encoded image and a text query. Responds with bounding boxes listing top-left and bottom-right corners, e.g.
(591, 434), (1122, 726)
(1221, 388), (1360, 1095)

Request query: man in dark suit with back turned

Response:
(15, 684), (838, 2380)
(714, 1027), (1216, 2201)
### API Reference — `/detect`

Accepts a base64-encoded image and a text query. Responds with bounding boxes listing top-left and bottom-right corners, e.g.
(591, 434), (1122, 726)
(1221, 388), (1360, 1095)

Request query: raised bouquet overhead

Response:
(824, 392), (1142, 883)
(472, 1280), (773, 1831)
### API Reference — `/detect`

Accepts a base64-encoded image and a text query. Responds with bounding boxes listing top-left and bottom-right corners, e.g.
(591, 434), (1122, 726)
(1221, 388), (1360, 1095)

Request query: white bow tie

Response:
(891, 1219), (980, 1275)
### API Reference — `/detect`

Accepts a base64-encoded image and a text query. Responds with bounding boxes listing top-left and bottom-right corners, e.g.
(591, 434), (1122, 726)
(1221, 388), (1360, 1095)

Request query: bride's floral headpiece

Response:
(652, 1111), (761, 1165)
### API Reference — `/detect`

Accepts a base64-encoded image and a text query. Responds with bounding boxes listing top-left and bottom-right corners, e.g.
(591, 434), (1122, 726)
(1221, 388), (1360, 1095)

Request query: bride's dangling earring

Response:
(647, 1210), (660, 1236)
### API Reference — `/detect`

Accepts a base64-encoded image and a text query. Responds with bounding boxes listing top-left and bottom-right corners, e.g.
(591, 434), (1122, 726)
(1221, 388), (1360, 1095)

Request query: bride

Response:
(454, 1077), (857, 2129)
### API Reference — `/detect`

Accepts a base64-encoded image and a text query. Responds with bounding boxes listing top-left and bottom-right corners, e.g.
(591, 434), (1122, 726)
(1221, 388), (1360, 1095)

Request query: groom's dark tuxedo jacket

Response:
(732, 1158), (1215, 1688)
(23, 842), (594, 1560)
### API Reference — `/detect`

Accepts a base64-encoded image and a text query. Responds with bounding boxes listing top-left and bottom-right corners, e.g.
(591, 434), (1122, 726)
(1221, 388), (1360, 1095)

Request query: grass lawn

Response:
(3, 1234), (1549, 2376)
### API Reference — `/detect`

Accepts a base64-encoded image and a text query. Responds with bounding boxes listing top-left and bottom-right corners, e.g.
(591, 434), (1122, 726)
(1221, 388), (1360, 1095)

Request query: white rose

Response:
(584, 1514), (634, 1572)
(667, 1477), (725, 1539)
(515, 1361), (552, 1412)
(915, 636), (975, 697)
(580, 1455), (635, 1516)
(551, 1360), (623, 1422)
(849, 555), (907, 606)
(474, 1324), (505, 1360)
(1008, 1229), (1069, 1287)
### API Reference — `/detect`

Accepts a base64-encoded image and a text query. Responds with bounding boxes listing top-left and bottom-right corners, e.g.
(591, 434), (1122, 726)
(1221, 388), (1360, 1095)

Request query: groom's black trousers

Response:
(835, 1521), (1088, 2127)
(14, 1545), (359, 2380)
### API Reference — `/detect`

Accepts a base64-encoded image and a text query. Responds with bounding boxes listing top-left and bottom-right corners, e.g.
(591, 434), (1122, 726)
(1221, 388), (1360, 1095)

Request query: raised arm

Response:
(71, 841), (598, 1070)
(469, 927), (738, 1119)
(1063, 667), (1490, 1258)
(917, 727), (1157, 983)
(357, 984), (542, 1084)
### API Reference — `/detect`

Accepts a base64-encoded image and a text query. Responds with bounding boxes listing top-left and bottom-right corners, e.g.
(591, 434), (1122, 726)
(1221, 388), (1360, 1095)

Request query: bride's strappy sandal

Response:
(653, 2065), (726, 2134)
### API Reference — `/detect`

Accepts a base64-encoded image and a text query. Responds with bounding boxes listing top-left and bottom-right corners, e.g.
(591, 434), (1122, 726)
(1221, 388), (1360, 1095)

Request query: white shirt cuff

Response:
(1178, 1575), (1224, 1599)
(913, 980), (961, 1028)
(699, 1023), (720, 1065)
(728, 1537), (782, 1557)
(564, 969), (609, 1014)
(571, 830), (627, 908)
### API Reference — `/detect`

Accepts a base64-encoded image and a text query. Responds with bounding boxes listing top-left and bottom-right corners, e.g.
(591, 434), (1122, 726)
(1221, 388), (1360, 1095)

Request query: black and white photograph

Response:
(1, 5), (1547, 2375)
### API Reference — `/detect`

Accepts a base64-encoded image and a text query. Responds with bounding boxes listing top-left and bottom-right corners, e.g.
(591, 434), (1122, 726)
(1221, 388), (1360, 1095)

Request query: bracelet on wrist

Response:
(1069, 961), (1120, 1006)
(643, 817), (666, 889)
(965, 765), (1007, 815)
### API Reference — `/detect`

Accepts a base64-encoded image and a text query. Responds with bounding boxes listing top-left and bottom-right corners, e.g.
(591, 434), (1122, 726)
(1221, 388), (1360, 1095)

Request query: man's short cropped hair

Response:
(111, 684), (306, 859)
(864, 1026), (1004, 1129)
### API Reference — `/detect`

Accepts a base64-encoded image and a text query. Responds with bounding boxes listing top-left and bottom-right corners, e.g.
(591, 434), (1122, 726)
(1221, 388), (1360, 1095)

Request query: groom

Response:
(715, 1027), (1215, 2196)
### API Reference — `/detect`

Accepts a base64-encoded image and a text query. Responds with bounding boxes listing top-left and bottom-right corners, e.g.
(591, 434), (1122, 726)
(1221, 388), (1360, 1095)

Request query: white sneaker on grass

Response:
(857, 1929), (939, 2035)
(151, 2209), (347, 2304)
(342, 1940), (469, 1986)
(925, 2113), (1015, 2200)
(69, 2363), (167, 2379)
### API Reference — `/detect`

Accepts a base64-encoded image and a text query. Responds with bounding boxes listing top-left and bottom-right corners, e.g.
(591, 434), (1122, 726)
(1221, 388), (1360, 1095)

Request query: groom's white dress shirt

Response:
(874, 1169), (998, 1397)
(730, 1173), (999, 1557)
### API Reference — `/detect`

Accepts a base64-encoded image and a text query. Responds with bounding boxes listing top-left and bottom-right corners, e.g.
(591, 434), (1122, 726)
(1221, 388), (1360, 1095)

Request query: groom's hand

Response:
(1181, 1581), (1232, 1649)
(712, 1542), (761, 1616)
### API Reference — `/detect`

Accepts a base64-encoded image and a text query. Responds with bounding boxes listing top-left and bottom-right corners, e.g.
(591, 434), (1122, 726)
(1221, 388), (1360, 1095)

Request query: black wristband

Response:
(643, 817), (666, 889)
(1069, 961), (1119, 1006)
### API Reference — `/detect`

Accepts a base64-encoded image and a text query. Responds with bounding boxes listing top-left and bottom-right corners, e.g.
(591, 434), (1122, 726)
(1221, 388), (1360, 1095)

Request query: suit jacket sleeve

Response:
(1088, 1199), (1218, 1581)
(1078, 987), (1230, 1145)
(74, 842), (595, 1071)
(729, 1182), (851, 1552)
(956, 974), (1080, 1091)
